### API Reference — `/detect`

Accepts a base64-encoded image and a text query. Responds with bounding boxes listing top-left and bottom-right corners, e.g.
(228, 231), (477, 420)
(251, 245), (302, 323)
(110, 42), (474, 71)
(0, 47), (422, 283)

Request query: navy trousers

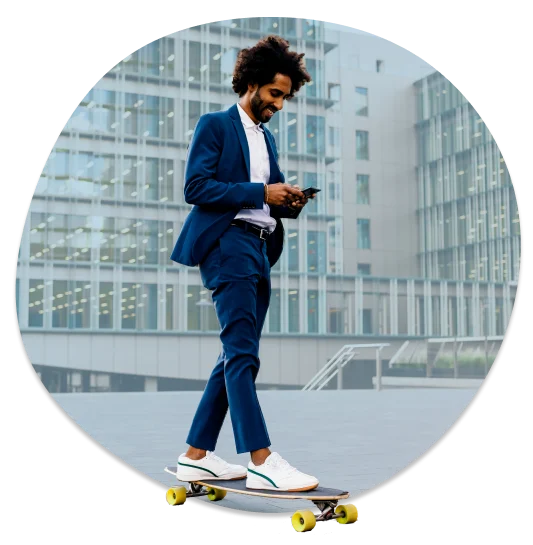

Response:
(186, 224), (272, 454)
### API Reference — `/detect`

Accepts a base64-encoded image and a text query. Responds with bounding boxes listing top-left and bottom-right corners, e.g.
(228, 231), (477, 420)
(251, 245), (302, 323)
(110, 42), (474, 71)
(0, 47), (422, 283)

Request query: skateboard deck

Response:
(164, 465), (357, 532)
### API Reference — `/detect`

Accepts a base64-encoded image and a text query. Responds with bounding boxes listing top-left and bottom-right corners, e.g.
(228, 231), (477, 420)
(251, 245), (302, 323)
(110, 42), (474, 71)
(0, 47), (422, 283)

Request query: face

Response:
(249, 73), (292, 124)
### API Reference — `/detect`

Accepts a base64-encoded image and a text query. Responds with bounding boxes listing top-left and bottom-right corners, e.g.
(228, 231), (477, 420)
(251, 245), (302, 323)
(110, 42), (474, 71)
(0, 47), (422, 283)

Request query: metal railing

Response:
(302, 343), (390, 391)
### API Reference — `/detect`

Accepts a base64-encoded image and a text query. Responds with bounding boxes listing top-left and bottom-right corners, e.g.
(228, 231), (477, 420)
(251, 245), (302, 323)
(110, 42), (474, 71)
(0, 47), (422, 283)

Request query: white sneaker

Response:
(246, 452), (319, 492)
(176, 451), (247, 481)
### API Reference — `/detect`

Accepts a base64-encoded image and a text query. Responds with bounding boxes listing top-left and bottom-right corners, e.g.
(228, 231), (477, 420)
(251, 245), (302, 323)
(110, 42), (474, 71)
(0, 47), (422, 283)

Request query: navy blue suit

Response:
(171, 104), (301, 454)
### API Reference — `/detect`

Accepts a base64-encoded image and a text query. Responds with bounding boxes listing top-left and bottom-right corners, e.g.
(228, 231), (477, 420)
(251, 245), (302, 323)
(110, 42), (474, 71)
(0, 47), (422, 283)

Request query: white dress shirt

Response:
(233, 103), (277, 233)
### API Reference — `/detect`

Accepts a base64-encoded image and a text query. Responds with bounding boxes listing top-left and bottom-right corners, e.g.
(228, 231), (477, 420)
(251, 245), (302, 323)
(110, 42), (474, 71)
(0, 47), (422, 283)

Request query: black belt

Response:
(230, 219), (271, 241)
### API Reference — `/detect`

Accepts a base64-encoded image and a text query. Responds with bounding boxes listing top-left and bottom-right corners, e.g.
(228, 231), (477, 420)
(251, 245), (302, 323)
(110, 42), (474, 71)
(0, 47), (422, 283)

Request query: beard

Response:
(250, 90), (272, 123)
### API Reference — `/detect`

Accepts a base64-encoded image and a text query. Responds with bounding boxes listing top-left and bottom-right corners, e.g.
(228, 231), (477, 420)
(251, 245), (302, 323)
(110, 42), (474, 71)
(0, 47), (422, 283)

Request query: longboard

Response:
(164, 465), (357, 532)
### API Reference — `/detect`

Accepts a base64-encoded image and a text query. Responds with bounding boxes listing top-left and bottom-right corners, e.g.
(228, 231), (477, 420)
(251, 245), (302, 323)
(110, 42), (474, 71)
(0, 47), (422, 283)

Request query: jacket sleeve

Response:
(183, 114), (264, 211)
(269, 203), (302, 219)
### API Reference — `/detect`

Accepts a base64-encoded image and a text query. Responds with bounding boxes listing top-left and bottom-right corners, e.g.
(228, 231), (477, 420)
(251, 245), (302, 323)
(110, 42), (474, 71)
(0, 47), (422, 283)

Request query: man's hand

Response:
(266, 183), (306, 207)
(286, 184), (316, 210)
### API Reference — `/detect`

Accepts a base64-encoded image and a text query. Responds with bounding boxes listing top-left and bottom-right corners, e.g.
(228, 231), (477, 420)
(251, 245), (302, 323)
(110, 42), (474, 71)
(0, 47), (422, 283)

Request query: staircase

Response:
(302, 343), (389, 391)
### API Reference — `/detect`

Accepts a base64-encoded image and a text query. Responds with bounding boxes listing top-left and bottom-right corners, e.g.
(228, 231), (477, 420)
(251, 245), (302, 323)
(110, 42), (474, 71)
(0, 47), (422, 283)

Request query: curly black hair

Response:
(232, 35), (312, 98)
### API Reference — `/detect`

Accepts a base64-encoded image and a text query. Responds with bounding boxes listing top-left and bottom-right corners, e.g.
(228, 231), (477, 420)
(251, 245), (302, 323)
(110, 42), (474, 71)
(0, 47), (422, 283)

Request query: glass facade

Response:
(17, 19), (518, 364)
(415, 72), (520, 283)
(19, 18), (346, 338)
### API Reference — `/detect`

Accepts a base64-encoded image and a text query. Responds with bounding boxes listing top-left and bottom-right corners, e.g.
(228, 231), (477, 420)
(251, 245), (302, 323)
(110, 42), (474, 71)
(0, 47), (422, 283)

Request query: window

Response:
(69, 89), (116, 133)
(166, 285), (174, 330)
(99, 282), (114, 329)
(118, 38), (174, 77)
(71, 281), (92, 329)
(188, 100), (201, 134)
(328, 126), (340, 150)
(356, 174), (370, 204)
(221, 48), (238, 86)
(307, 231), (326, 273)
(139, 220), (157, 265)
(30, 212), (46, 260)
(52, 280), (68, 327)
(308, 290), (319, 333)
(188, 41), (201, 82)
(357, 219), (371, 249)
(306, 115), (325, 155)
(288, 229), (299, 271)
(145, 37), (174, 76)
(96, 216), (114, 263)
(328, 83), (341, 101)
(304, 19), (319, 40)
(355, 87), (368, 116)
(376, 60), (384, 73)
(356, 131), (369, 160)
(122, 283), (140, 330)
(209, 44), (222, 84)
(305, 58), (320, 98)
(358, 263), (371, 275)
(29, 279), (44, 327)
(288, 289), (299, 332)
(269, 289), (281, 332)
(187, 286), (200, 331)
(124, 93), (174, 139)
(328, 180), (340, 200)
(363, 309), (373, 333)
(122, 155), (137, 201)
(327, 292), (346, 334)
(139, 284), (158, 330)
(288, 113), (298, 152)
(69, 215), (91, 263)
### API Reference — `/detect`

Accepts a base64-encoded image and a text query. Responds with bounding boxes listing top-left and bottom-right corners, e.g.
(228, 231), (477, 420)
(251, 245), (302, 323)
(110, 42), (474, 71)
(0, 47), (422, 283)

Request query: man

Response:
(170, 35), (319, 492)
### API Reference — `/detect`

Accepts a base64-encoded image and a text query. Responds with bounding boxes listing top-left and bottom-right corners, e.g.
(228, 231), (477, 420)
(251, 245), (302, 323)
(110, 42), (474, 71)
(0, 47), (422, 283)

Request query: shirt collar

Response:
(237, 103), (264, 133)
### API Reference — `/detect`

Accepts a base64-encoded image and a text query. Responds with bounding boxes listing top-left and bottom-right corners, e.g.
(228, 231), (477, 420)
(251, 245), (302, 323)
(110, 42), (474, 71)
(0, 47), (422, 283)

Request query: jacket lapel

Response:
(262, 128), (282, 184)
(229, 104), (251, 181)
(228, 104), (281, 184)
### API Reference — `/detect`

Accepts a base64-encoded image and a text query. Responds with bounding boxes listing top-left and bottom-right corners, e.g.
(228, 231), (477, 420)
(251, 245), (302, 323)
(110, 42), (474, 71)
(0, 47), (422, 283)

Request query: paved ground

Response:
(53, 388), (478, 513)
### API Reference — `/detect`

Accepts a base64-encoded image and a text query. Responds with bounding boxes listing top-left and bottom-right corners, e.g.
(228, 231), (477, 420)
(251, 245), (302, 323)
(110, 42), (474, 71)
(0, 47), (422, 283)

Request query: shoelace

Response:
(267, 453), (298, 474)
(206, 451), (230, 468)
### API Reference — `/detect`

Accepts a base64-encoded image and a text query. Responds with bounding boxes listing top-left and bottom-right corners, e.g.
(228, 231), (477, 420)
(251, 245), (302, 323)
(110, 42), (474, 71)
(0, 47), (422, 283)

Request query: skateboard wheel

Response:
(206, 487), (227, 501)
(335, 504), (358, 524)
(291, 510), (316, 532)
(166, 486), (187, 506)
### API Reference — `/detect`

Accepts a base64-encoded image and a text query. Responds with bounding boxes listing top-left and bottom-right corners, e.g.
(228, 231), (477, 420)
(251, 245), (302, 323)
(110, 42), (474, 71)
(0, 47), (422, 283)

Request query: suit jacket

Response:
(170, 103), (301, 267)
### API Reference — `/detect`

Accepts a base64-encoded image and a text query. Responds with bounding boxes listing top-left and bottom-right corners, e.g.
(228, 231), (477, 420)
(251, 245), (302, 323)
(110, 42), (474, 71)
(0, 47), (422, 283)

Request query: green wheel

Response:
(206, 487), (227, 501)
(335, 503), (358, 524)
(291, 510), (316, 532)
(166, 486), (187, 506)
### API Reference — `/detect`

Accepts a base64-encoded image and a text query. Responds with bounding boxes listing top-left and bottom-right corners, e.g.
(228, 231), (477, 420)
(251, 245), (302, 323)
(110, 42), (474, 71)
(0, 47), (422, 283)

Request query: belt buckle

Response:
(259, 228), (267, 241)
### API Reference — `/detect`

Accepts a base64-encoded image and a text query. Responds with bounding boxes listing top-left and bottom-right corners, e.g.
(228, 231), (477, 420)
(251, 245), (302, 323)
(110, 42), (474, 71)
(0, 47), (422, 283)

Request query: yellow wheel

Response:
(166, 486), (187, 506)
(206, 487), (227, 501)
(335, 504), (358, 524)
(291, 510), (316, 532)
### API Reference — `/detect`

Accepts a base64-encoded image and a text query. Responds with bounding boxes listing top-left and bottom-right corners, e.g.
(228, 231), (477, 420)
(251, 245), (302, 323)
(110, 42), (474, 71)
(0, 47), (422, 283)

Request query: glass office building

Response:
(16, 19), (518, 392)
(411, 71), (519, 341)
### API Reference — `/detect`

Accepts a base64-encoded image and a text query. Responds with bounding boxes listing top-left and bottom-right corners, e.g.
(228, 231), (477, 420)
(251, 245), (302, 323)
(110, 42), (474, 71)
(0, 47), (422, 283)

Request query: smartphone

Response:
(302, 186), (321, 198)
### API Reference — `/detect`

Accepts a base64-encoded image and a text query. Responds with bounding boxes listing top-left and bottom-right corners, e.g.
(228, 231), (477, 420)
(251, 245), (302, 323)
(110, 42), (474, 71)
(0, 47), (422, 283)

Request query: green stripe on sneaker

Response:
(248, 468), (278, 488)
(178, 461), (218, 478)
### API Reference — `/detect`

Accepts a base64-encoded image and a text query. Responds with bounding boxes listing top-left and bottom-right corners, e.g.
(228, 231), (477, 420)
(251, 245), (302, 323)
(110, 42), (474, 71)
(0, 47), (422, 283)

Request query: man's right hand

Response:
(265, 183), (305, 206)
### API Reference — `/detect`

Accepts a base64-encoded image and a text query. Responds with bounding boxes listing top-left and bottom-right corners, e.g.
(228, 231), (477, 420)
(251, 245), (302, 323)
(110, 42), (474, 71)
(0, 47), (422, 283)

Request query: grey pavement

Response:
(52, 389), (478, 513)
